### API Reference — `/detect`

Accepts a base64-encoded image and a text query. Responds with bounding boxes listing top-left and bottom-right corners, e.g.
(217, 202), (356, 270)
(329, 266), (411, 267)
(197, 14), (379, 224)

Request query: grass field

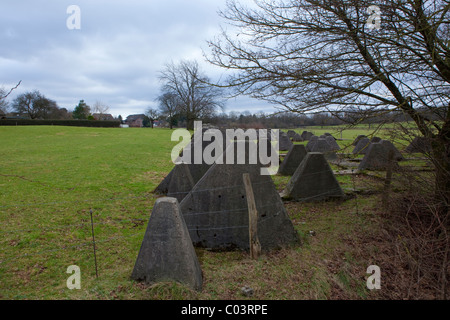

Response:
(0, 125), (428, 299)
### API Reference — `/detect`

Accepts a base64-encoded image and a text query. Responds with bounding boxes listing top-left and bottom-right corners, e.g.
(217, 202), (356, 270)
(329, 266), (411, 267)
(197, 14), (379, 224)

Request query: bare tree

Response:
(159, 60), (225, 130)
(12, 90), (58, 119)
(157, 91), (180, 129)
(92, 100), (110, 115)
(0, 88), (9, 114)
(0, 81), (21, 114)
(207, 0), (450, 216)
(145, 107), (160, 128)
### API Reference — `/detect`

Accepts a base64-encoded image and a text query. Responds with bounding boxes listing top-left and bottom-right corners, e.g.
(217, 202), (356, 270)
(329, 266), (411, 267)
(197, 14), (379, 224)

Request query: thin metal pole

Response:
(89, 208), (99, 279)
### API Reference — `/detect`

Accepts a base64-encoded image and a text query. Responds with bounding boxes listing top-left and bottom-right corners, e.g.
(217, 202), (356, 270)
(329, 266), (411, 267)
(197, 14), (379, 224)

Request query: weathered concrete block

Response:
(167, 163), (195, 203)
(301, 131), (314, 141)
(278, 144), (307, 176)
(287, 130), (297, 138)
(371, 136), (382, 143)
(352, 135), (367, 146)
(154, 129), (221, 197)
(358, 140), (403, 170)
(179, 162), (300, 251)
(405, 136), (432, 153)
(305, 135), (318, 151)
(352, 137), (371, 154)
(282, 152), (344, 201)
(279, 132), (293, 151)
(154, 168), (174, 195)
(309, 138), (338, 160)
(292, 133), (303, 142)
(325, 136), (340, 151)
(131, 197), (203, 291)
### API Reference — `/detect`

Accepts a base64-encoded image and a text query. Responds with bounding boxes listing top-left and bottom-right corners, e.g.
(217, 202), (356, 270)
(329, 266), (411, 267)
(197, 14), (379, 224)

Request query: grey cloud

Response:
(0, 0), (275, 117)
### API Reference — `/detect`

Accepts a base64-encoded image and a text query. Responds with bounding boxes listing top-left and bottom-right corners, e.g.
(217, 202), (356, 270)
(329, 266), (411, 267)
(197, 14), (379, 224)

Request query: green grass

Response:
(0, 125), (429, 300)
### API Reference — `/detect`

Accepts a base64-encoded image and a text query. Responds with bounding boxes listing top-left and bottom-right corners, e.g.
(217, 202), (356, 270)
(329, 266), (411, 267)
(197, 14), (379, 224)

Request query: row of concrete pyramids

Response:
(132, 147), (345, 291)
(352, 135), (405, 170)
(354, 135), (432, 155)
(277, 144), (344, 201)
(155, 133), (300, 252)
(137, 133), (303, 291)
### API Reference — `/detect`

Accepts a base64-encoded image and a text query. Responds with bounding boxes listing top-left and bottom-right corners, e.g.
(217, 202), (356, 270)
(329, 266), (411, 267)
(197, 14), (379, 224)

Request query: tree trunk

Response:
(187, 118), (195, 131)
(432, 134), (450, 224)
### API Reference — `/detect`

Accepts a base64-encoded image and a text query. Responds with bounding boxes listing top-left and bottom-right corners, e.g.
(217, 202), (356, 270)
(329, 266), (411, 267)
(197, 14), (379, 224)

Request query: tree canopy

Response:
(207, 0), (449, 216)
(159, 60), (225, 130)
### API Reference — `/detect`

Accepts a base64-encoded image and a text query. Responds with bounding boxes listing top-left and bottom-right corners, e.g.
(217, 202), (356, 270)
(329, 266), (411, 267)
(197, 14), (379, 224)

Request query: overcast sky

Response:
(0, 0), (276, 118)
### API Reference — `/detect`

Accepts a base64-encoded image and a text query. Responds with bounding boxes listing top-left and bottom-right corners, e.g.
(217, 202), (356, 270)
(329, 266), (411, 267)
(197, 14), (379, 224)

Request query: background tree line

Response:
(0, 88), (120, 122)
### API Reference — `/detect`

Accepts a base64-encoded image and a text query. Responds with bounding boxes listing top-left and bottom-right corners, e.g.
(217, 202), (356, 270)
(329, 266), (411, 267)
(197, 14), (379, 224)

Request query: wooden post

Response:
(243, 173), (261, 259)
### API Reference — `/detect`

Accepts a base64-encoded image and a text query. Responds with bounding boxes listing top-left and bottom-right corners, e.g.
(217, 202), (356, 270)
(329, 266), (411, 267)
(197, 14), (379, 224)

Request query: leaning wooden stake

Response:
(243, 173), (261, 259)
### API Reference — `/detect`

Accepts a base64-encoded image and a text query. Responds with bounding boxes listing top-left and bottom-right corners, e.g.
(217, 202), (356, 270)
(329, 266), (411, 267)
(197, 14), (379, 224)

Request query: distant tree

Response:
(92, 100), (110, 114)
(118, 115), (123, 123)
(72, 100), (91, 119)
(0, 88), (9, 114)
(159, 60), (224, 130)
(38, 97), (59, 119)
(145, 107), (160, 128)
(142, 115), (151, 127)
(157, 91), (180, 129)
(0, 81), (21, 114)
(12, 90), (57, 119)
(47, 107), (71, 120)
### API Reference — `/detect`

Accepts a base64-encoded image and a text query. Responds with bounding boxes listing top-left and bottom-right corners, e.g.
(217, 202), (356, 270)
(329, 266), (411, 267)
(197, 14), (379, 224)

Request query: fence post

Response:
(243, 173), (261, 259)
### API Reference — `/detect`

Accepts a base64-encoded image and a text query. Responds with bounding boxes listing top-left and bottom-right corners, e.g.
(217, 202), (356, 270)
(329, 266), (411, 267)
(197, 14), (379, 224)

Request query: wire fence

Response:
(0, 166), (361, 285)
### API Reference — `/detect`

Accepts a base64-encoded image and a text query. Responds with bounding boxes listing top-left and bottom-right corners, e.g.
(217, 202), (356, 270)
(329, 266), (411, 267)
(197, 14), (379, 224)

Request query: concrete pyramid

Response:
(371, 136), (382, 143)
(381, 140), (404, 161)
(131, 197), (203, 291)
(287, 130), (297, 138)
(306, 135), (319, 151)
(279, 132), (293, 151)
(358, 140), (404, 170)
(325, 136), (340, 151)
(301, 131), (314, 141)
(278, 144), (307, 176)
(166, 163), (195, 202)
(281, 152), (344, 201)
(309, 138), (338, 160)
(292, 133), (303, 142)
(352, 137), (371, 154)
(154, 129), (223, 197)
(352, 135), (367, 146)
(179, 158), (300, 251)
(405, 136), (432, 153)
(154, 168), (174, 195)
